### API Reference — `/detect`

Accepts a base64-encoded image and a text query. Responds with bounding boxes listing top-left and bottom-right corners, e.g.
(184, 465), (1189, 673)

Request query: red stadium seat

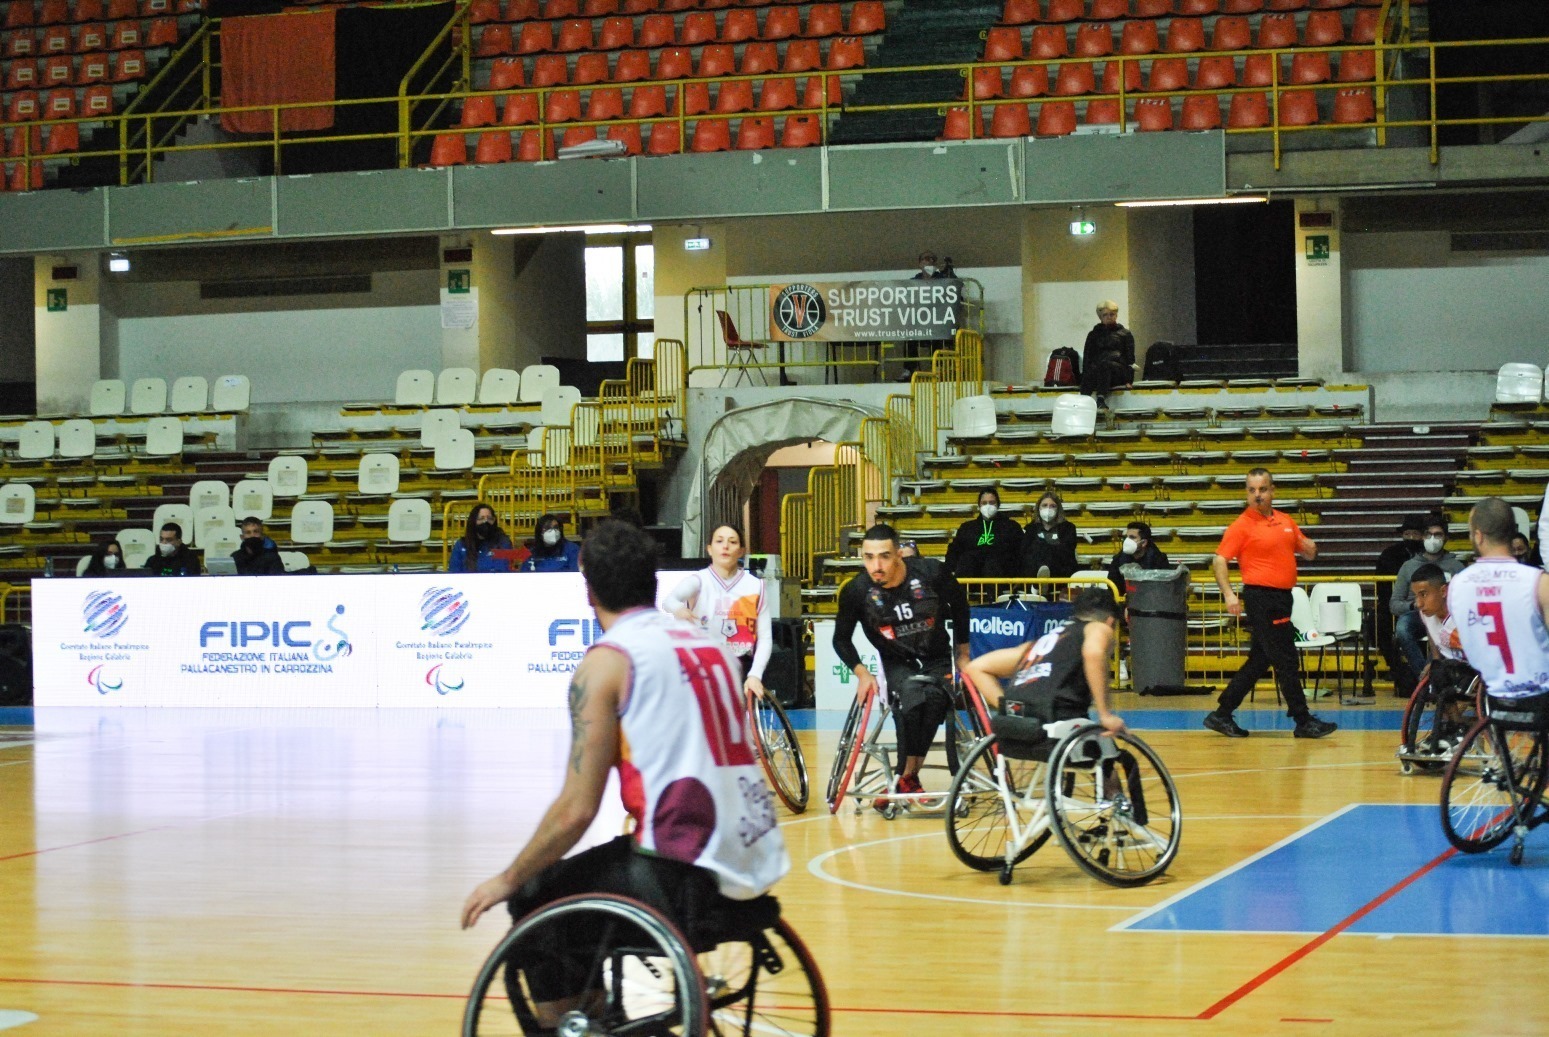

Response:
(1085, 97), (1120, 125)
(1135, 96), (1172, 130)
(761, 5), (799, 40)
(1266, 0), (1308, 9)
(1256, 13), (1296, 49)
(803, 73), (839, 108)
(1210, 15), (1249, 50)
(1288, 51), (1330, 84)
(516, 127), (554, 160)
(847, 0), (884, 34)
(1088, 0), (1125, 18)
(586, 85), (623, 119)
(572, 52), (610, 84)
(678, 11), (715, 45)
(1311, 0), (1353, 6)
(606, 122), (642, 153)
(1226, 90), (1267, 126)
(4, 126), (40, 157)
(75, 21), (104, 50)
(1001, 0), (1039, 23)
(144, 15), (176, 46)
(44, 83), (71, 115)
(1332, 85), (1373, 122)
(428, 133), (467, 167)
(722, 8), (759, 42)
(1303, 9), (1344, 46)
(473, 130), (512, 163)
(41, 54), (71, 86)
(1336, 48), (1375, 82)
(174, 0), (202, 12)
(502, 91), (539, 125)
(1102, 57), (1141, 93)
(1035, 99), (1075, 134)
(544, 88), (581, 122)
(7, 161), (45, 191)
(5, 58), (37, 89)
(1176, 0), (1220, 10)
(555, 18), (593, 51)
(1278, 89), (1319, 125)
(714, 78), (753, 113)
(757, 75), (796, 110)
(1052, 60), (1094, 95)
(621, 0), (656, 11)
(1045, 0), (1082, 20)
(660, 0), (693, 9)
(698, 43), (736, 76)
(1350, 8), (1379, 43)
(779, 112), (820, 147)
(1148, 57), (1188, 91)
(1028, 25), (1068, 59)
(1007, 63), (1048, 97)
(637, 13), (673, 47)
(826, 36), (863, 70)
(1180, 92), (1221, 128)
(488, 57), (524, 90)
(781, 39), (820, 72)
(40, 24), (69, 52)
(83, 82), (112, 114)
(983, 26), (1021, 62)
(559, 124), (596, 148)
(541, 0), (578, 17)
(1193, 54), (1235, 87)
(682, 81), (710, 114)
(140, 0), (170, 8)
(735, 114), (773, 149)
(628, 83), (666, 117)
(1074, 23), (1112, 57)
(802, 3), (841, 38)
(106, 0), (136, 17)
(940, 106), (982, 140)
(988, 101), (1030, 138)
(5, 89), (38, 121)
(38, 0), (65, 22)
(1221, 0), (1263, 11)
(614, 49), (651, 81)
(1119, 20), (1159, 55)
(109, 18), (138, 47)
(596, 16), (633, 49)
(5, 0), (35, 27)
(516, 21), (554, 53)
(531, 54), (568, 86)
(1164, 16), (1205, 52)
(645, 120), (680, 155)
(654, 45), (690, 80)
(1133, 0), (1170, 14)
(460, 94), (498, 126)
(740, 40), (778, 74)
(467, 0), (500, 23)
(583, 0), (618, 15)
(1242, 52), (1281, 85)
(475, 24), (514, 56)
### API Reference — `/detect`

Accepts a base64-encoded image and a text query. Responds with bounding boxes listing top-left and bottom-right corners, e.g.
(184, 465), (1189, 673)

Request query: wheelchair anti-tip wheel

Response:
(945, 734), (1050, 873)
(1045, 727), (1181, 887)
(751, 693), (810, 813)
(463, 894), (707, 1037)
(1439, 719), (1547, 855)
(696, 917), (831, 1037)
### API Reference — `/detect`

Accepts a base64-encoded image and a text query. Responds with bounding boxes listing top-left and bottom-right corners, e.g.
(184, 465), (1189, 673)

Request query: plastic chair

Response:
(1241, 53), (1277, 86)
(1256, 13), (1296, 48)
(1028, 25), (1068, 59)
(76, 21), (105, 50)
(475, 24), (514, 56)
(655, 45), (692, 80)
(637, 13), (674, 47)
(1495, 363), (1543, 403)
(779, 113), (820, 147)
(585, 86), (624, 121)
(1303, 9), (1344, 46)
(1177, 0), (1219, 9)
(420, 408), (461, 449)
(1088, 0), (1126, 17)
(40, 24), (68, 52)
(1008, 64), (1048, 97)
(129, 376), (167, 414)
(1085, 97), (1121, 126)
(289, 500), (335, 545)
(826, 35), (864, 70)
(531, 54), (568, 87)
(758, 75), (797, 110)
(803, 73), (840, 107)
(1074, 23), (1112, 57)
(436, 367), (477, 406)
(1051, 394), (1098, 436)
(737, 40), (777, 75)
(614, 50), (652, 85)
(698, 43), (736, 76)
(279, 550), (310, 573)
(143, 416), (182, 456)
(559, 124), (596, 149)
(502, 92), (539, 126)
(169, 375), (207, 413)
(848, 0), (884, 34)
(989, 101), (1031, 137)
(1052, 61), (1094, 95)
(477, 367), (520, 405)
(1193, 55), (1237, 88)
(16, 420), (53, 460)
(941, 106), (983, 140)
(395, 369), (435, 406)
(1221, 0), (1263, 10)
(1035, 99), (1076, 135)
(606, 122), (643, 154)
(83, 83), (114, 114)
(89, 378), (125, 415)
(1102, 56), (1142, 93)
(5, 1), (35, 26)
(387, 498), (432, 543)
(357, 452), (401, 496)
(682, 82), (711, 115)
(519, 363), (560, 402)
(267, 455), (308, 497)
(720, 8), (758, 42)
(144, 15), (176, 46)
(488, 57), (525, 91)
(5, 59), (37, 89)
(802, 2), (841, 38)
(1279, 89), (1319, 125)
(1135, 96), (1173, 130)
(761, 5), (799, 40)
(717, 80), (755, 114)
(1290, 51), (1332, 84)
(208, 374), (250, 412)
(1046, 0), (1082, 19)
(555, 17), (592, 51)
(1133, 0), (1171, 14)
(966, 65), (1003, 100)
(1149, 57), (1188, 91)
(984, 26), (1021, 61)
(151, 503), (194, 547)
(782, 39), (821, 72)
(5, 91), (39, 122)
(232, 479), (273, 522)
(56, 418), (95, 458)
(474, 130), (513, 164)
(952, 395), (997, 439)
(677, 10), (714, 45)
(595, 16), (633, 49)
(1180, 92), (1221, 129)
(433, 428), (476, 472)
(111, 49), (144, 80)
(1227, 91), (1269, 127)
(542, 0), (579, 16)
(1350, 8), (1379, 44)
(429, 133), (467, 167)
(79, 52), (109, 83)
(1164, 16), (1205, 52)
(1337, 48), (1376, 82)
(515, 21), (554, 53)
(1210, 15), (1250, 50)
(468, 0), (500, 22)
(1120, 20), (1159, 56)
(516, 128), (555, 160)
(0, 483), (35, 525)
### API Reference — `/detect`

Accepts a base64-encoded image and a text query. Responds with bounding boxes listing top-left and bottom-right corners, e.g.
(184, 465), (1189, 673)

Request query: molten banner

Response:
(767, 279), (964, 342)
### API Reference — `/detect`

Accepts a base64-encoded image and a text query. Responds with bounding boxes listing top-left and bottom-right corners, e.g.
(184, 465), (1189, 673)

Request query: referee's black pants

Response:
(1216, 585), (1311, 720)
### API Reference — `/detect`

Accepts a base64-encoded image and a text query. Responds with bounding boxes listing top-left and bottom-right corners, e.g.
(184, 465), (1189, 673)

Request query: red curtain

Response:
(220, 10), (336, 134)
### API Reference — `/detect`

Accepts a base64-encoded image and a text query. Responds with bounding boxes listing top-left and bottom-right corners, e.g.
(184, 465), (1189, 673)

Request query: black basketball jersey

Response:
(835, 555), (964, 681)
(1004, 618), (1094, 721)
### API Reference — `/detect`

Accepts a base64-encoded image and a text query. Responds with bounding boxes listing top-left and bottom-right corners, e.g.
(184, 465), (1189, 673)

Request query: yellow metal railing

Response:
(0, 584), (26, 626)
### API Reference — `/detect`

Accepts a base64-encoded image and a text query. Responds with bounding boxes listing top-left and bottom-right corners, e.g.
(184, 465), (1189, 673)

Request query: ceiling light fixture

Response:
(490, 223), (652, 236)
(1115, 196), (1268, 208)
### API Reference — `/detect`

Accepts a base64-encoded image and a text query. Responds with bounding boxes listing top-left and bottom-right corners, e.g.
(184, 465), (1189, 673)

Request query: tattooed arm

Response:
(461, 647), (626, 929)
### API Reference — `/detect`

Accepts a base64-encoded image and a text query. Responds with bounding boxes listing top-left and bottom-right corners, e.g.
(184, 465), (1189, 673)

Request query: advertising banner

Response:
(812, 618), (883, 711)
(767, 279), (963, 342)
(967, 602), (1073, 658)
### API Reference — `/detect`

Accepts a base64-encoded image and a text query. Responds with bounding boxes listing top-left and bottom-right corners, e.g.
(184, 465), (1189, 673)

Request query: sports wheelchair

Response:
(1396, 659), (1483, 776)
(943, 713), (1182, 887)
(750, 688), (808, 813)
(1439, 694), (1549, 866)
(464, 893), (828, 1036)
(824, 673), (993, 818)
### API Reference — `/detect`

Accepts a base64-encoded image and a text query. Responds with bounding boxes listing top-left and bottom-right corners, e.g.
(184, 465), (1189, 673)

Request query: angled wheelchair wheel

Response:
(944, 682), (992, 778)
(463, 894), (707, 1037)
(945, 735), (1049, 872)
(825, 689), (874, 814)
(1440, 720), (1546, 854)
(1399, 671), (1445, 773)
(1045, 727), (1181, 888)
(697, 917), (830, 1037)
(751, 693), (810, 813)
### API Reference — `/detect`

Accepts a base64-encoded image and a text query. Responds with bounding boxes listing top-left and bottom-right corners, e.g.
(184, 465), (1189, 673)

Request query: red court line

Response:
(0, 824), (179, 863)
(1196, 843), (1458, 1020)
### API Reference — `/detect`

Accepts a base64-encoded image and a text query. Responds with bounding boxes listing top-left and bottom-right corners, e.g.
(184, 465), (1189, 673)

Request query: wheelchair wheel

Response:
(944, 735), (1049, 872)
(943, 682), (992, 778)
(751, 693), (810, 814)
(463, 894), (707, 1037)
(1045, 728), (1181, 888)
(1440, 720), (1548, 854)
(697, 918), (830, 1037)
(1399, 672), (1445, 773)
(824, 690), (874, 814)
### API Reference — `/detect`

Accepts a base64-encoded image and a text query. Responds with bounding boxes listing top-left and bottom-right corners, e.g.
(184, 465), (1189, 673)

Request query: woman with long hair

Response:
(517, 513), (581, 573)
(448, 502), (515, 573)
(1021, 490), (1080, 579)
(664, 524), (772, 698)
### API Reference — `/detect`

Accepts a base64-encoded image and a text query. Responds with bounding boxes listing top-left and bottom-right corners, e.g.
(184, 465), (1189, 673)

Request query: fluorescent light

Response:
(1115, 196), (1268, 208)
(107, 254), (130, 272)
(491, 223), (652, 236)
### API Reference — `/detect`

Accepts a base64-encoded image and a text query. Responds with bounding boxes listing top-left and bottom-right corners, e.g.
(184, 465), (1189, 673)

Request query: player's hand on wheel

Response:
(462, 872), (519, 930)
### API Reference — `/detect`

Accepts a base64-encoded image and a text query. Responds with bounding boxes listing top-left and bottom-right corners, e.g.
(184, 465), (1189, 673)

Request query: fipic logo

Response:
(771, 283), (826, 339)
(86, 663), (122, 695)
(420, 586), (471, 638)
(82, 590), (128, 639)
(425, 663), (465, 696)
(196, 605), (352, 663)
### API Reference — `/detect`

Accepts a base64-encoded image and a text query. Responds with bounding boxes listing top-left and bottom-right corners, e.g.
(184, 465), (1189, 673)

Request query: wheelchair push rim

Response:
(1045, 727), (1182, 888)
(1439, 718), (1548, 855)
(944, 734), (1050, 874)
(750, 691), (810, 814)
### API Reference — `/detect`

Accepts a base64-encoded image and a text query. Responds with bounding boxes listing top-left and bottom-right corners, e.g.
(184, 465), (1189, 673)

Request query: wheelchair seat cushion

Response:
(990, 712), (1051, 761)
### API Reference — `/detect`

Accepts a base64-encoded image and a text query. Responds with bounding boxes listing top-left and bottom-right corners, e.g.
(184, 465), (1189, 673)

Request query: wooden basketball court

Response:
(3, 699), (1546, 1034)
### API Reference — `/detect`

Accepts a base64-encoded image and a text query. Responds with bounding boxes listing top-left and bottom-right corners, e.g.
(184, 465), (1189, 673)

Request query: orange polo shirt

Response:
(1216, 507), (1301, 590)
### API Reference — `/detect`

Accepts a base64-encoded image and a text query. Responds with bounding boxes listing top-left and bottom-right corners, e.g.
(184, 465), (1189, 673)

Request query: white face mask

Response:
(158, 542), (176, 556)
(1424, 536), (1444, 554)
(104, 554), (119, 569)
(1039, 506), (1058, 523)
(978, 504), (997, 521)
(922, 264), (937, 276)
(542, 529), (562, 547)
(1122, 537), (1140, 556)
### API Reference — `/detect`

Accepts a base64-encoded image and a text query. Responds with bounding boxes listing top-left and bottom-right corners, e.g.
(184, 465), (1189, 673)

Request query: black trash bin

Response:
(1123, 565), (1192, 696)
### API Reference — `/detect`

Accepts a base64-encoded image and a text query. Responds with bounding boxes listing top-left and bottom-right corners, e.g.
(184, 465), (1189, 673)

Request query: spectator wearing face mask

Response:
(944, 488), (1022, 579)
(143, 522), (201, 576)
(81, 541), (126, 577)
(1510, 532), (1540, 568)
(1391, 514), (1465, 680)
(232, 516), (285, 575)
(1374, 513), (1427, 686)
(1020, 492), (1080, 580)
(911, 250), (946, 280)
(449, 502), (515, 573)
(518, 513), (581, 574)
(1105, 521), (1171, 596)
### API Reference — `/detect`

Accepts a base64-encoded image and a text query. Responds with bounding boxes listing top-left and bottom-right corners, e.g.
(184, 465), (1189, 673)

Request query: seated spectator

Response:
(144, 522), (200, 577)
(519, 513), (581, 574)
(911, 250), (946, 280)
(1079, 300), (1135, 401)
(1511, 532), (1540, 568)
(1374, 514), (1426, 688)
(1391, 514), (1464, 680)
(1105, 521), (1171, 595)
(448, 502), (515, 573)
(232, 516), (285, 575)
(81, 541), (125, 577)
(1020, 491), (1079, 580)
(944, 488), (1022, 579)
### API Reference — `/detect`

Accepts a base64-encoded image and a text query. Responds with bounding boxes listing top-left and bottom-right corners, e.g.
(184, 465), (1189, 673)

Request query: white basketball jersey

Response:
(684, 566), (764, 660)
(1448, 557), (1549, 698)
(597, 608), (789, 900)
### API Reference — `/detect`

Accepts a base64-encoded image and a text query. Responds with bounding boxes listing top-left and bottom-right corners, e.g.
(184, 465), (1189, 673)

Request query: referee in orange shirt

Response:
(1204, 468), (1338, 739)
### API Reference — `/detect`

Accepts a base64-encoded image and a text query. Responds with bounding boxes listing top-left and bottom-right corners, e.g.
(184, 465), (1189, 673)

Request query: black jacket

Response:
(1106, 542), (1171, 595)
(1021, 519), (1080, 579)
(233, 536), (286, 575)
(945, 513), (1023, 579)
(143, 544), (201, 577)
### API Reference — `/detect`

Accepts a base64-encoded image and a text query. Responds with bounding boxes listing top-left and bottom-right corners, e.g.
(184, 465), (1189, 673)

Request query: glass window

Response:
(634, 244), (655, 320)
(587, 332), (624, 362)
(585, 246), (624, 322)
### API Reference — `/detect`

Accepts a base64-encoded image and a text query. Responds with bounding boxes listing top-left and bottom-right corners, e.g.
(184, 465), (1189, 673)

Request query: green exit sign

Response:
(1069, 220), (1096, 236)
(447, 269), (471, 294)
(46, 288), (67, 312)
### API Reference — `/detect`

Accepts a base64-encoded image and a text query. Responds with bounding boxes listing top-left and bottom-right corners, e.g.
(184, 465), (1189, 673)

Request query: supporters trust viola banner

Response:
(767, 279), (964, 342)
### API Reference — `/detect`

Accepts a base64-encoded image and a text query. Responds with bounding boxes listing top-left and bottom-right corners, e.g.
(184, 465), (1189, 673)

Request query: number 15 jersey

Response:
(1448, 557), (1549, 699)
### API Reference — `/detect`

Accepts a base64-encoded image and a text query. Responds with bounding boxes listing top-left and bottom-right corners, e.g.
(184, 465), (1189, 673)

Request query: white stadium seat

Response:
(188, 479), (230, 512)
(129, 377), (168, 415)
(289, 501), (335, 545)
(0, 483), (36, 524)
(1496, 363), (1544, 404)
(89, 379), (126, 416)
(358, 453), (401, 496)
(280, 550), (311, 572)
(520, 364), (560, 403)
(152, 502), (195, 545)
(1051, 395), (1099, 437)
(143, 417), (183, 456)
(387, 497), (432, 542)
(477, 368), (520, 406)
(951, 395), (997, 439)
(267, 455), (308, 498)
(232, 479), (274, 522)
(17, 421), (54, 460)
(209, 374), (251, 413)
(169, 376), (208, 414)
(55, 419), (95, 459)
(436, 367), (477, 406)
(395, 369), (435, 407)
(433, 428), (475, 471)
(116, 528), (155, 567)
(420, 409), (461, 449)
(540, 385), (581, 428)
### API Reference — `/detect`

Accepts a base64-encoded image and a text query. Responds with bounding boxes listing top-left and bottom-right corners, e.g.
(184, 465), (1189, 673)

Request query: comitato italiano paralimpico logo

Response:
(420, 586), (471, 638)
(82, 590), (128, 639)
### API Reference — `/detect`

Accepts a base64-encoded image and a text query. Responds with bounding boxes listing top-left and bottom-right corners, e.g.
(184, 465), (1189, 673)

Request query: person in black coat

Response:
(1021, 491), (1080, 579)
(1079, 299), (1136, 400)
(944, 488), (1023, 579)
(1374, 513), (1426, 691)
(143, 522), (200, 577)
(1105, 520), (1171, 596)
(81, 541), (126, 577)
(233, 517), (287, 575)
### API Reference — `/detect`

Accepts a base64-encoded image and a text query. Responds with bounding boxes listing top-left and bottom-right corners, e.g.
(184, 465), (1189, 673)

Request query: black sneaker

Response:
(1203, 712), (1249, 738)
(1293, 715), (1338, 739)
